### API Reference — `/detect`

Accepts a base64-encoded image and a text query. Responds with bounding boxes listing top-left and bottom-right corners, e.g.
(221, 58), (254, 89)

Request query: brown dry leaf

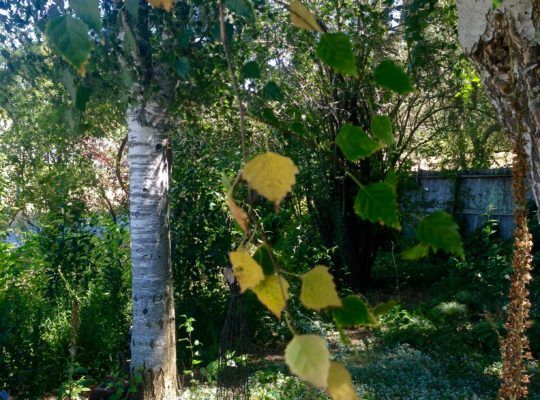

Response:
(147, 0), (174, 12)
(290, 0), (323, 32)
(226, 195), (249, 232)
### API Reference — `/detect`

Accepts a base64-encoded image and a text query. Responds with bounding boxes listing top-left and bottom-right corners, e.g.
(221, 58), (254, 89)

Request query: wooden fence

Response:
(403, 168), (533, 239)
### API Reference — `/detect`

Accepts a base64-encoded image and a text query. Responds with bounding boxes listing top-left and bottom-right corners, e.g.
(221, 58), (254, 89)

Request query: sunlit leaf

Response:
(229, 251), (264, 292)
(300, 265), (342, 311)
(354, 181), (400, 229)
(326, 362), (357, 400)
(373, 60), (414, 94)
(147, 0), (174, 12)
(253, 275), (289, 319)
(70, 0), (101, 31)
(289, 0), (322, 32)
(333, 295), (377, 327)
(226, 195), (249, 232)
(316, 33), (357, 77)
(336, 124), (381, 162)
(371, 115), (394, 145)
(46, 15), (92, 76)
(401, 243), (430, 260)
(242, 152), (299, 208)
(285, 335), (330, 389)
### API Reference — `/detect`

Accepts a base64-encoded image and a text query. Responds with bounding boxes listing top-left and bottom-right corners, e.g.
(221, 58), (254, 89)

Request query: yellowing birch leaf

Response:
(147, 0), (174, 11)
(229, 251), (264, 292)
(289, 0), (323, 32)
(326, 362), (357, 400)
(285, 335), (330, 389)
(242, 152), (299, 208)
(300, 265), (342, 311)
(226, 195), (249, 232)
(253, 275), (289, 319)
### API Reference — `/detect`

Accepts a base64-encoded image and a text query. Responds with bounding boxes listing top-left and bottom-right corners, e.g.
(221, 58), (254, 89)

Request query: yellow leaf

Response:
(285, 335), (330, 389)
(226, 195), (249, 232)
(253, 275), (289, 319)
(289, 0), (323, 32)
(242, 152), (299, 208)
(147, 0), (174, 11)
(229, 251), (264, 292)
(326, 362), (357, 400)
(300, 265), (342, 311)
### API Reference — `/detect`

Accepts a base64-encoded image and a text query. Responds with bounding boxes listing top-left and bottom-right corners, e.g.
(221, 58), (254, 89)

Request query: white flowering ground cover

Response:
(177, 340), (525, 400)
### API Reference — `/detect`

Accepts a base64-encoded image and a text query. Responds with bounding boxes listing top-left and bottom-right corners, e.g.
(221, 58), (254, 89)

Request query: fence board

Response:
(403, 168), (533, 239)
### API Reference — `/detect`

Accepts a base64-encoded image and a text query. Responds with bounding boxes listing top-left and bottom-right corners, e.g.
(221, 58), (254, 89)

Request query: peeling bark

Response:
(456, 0), (540, 210)
(128, 101), (178, 400)
(457, 3), (538, 398)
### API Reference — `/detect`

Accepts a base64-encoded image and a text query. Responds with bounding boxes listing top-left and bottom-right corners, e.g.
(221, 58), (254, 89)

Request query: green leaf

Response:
(384, 170), (398, 190)
(125, 0), (139, 19)
(175, 57), (190, 79)
(224, 0), (255, 20)
(252, 244), (276, 275)
(285, 335), (330, 389)
(300, 265), (342, 311)
(354, 181), (400, 229)
(371, 115), (394, 145)
(336, 124), (381, 162)
(263, 81), (284, 101)
(70, 0), (101, 31)
(242, 61), (261, 80)
(372, 300), (398, 316)
(373, 60), (414, 94)
(417, 211), (464, 258)
(333, 295), (378, 328)
(46, 15), (92, 75)
(316, 33), (357, 77)
(401, 243), (430, 260)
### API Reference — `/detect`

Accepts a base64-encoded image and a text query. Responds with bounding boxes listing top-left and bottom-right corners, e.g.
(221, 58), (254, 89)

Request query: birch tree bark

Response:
(128, 101), (178, 399)
(456, 0), (540, 208)
(456, 3), (538, 398)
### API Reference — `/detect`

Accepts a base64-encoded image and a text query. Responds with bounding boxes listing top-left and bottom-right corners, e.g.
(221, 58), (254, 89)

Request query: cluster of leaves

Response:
(216, 1), (468, 397)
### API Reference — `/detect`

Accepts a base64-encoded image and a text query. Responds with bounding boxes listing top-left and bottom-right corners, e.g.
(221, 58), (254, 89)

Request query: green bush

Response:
(0, 215), (131, 397)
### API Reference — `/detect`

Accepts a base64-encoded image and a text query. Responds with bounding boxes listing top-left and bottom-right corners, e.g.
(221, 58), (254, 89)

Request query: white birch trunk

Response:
(456, 0), (540, 210)
(128, 101), (178, 399)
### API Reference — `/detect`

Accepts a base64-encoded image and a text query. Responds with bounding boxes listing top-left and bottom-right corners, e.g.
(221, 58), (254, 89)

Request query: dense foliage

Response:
(1, 0), (536, 399)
